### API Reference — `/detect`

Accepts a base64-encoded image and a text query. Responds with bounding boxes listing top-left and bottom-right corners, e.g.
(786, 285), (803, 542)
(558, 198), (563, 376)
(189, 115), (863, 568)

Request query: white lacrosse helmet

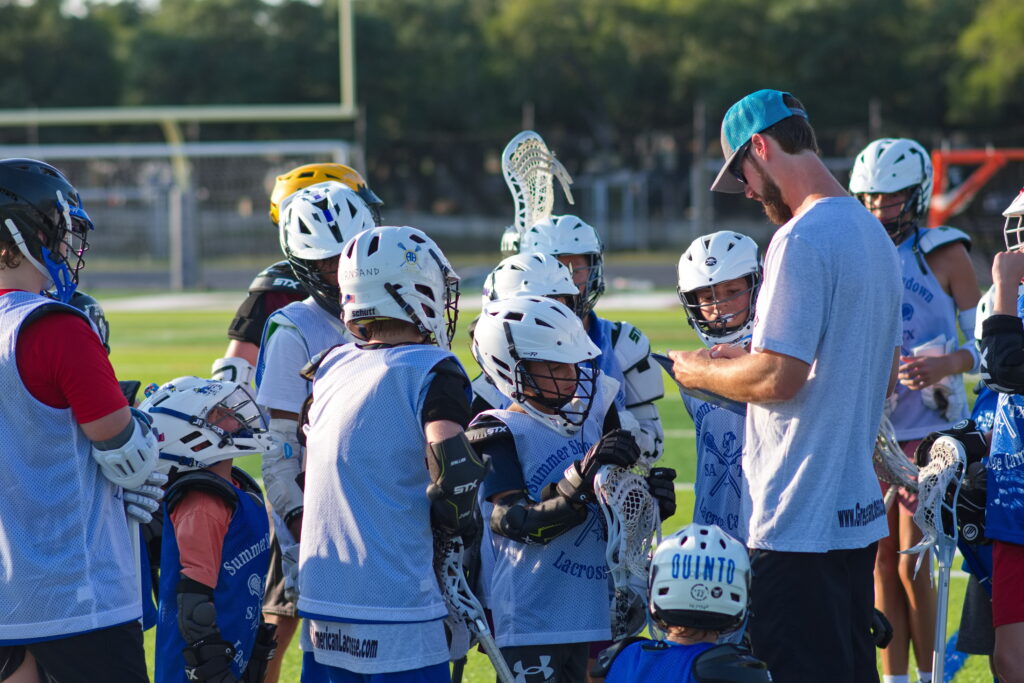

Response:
(138, 376), (273, 473)
(677, 231), (761, 347)
(1003, 187), (1024, 253)
(279, 181), (377, 318)
(338, 225), (460, 349)
(649, 523), (750, 632)
(481, 252), (578, 308)
(519, 215), (605, 317)
(849, 138), (933, 241)
(472, 296), (601, 436)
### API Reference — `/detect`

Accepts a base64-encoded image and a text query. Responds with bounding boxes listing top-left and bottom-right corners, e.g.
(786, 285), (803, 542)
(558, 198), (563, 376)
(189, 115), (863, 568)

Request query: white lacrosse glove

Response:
(271, 510), (300, 603)
(262, 418), (305, 525)
(210, 356), (255, 385)
(91, 408), (161, 490)
(124, 470), (169, 524)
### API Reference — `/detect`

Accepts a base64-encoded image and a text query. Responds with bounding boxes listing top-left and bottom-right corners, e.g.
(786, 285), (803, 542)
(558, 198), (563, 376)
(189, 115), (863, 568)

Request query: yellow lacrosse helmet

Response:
(269, 162), (383, 225)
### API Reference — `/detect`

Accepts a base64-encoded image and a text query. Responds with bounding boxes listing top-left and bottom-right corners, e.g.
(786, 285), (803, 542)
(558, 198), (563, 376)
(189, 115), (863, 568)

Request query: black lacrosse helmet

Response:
(0, 158), (93, 302)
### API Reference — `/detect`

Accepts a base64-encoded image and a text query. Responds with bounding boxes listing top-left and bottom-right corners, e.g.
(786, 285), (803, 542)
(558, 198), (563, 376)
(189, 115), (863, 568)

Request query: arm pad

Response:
(262, 418), (304, 523)
(980, 314), (1024, 393)
(211, 356), (256, 385)
(91, 408), (161, 489)
(426, 431), (489, 540)
(957, 307), (981, 374)
(490, 488), (587, 545)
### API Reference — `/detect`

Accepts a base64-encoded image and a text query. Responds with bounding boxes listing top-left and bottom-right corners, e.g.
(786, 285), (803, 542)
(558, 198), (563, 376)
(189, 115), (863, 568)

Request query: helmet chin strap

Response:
(5, 218), (57, 292)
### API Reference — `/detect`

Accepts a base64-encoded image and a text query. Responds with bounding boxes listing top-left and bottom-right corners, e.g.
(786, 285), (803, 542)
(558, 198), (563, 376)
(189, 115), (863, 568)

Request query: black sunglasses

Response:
(729, 142), (751, 185)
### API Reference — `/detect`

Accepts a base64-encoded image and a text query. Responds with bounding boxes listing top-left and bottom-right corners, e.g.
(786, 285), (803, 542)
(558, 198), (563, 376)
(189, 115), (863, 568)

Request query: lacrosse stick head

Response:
(501, 131), (575, 236)
(873, 414), (919, 492)
(594, 466), (660, 639)
(904, 436), (966, 567)
(649, 524), (749, 634)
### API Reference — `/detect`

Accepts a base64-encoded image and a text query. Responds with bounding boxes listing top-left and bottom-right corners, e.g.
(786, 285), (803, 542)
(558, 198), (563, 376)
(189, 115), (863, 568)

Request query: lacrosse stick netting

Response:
(874, 414), (919, 509)
(594, 465), (660, 641)
(501, 131), (575, 235)
(900, 435), (966, 683)
(432, 531), (515, 683)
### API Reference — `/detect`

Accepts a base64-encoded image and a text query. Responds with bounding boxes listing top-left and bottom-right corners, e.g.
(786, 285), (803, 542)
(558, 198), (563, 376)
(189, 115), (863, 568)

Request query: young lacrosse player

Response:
(518, 215), (665, 465)
(593, 524), (769, 682)
(140, 377), (276, 683)
(850, 138), (981, 683)
(977, 187), (1024, 682)
(0, 158), (161, 683)
(469, 295), (676, 680)
(297, 226), (488, 681)
(253, 180), (376, 665)
(210, 162), (383, 683)
(675, 231), (761, 540)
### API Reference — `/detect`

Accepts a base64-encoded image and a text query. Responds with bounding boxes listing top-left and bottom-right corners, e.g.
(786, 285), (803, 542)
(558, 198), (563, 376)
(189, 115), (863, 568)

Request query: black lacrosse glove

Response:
(915, 419), (990, 543)
(871, 608), (893, 649)
(182, 636), (239, 683)
(241, 622), (278, 683)
(426, 432), (490, 542)
(557, 429), (640, 504)
(647, 467), (677, 520)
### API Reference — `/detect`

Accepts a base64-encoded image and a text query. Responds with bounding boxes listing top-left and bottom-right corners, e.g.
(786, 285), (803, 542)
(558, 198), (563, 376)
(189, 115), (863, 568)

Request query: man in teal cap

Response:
(670, 89), (902, 681)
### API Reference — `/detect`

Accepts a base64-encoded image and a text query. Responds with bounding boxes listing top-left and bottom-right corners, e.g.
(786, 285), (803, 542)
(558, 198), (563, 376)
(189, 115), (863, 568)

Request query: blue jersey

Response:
(985, 293), (1024, 545)
(682, 393), (746, 538)
(587, 312), (627, 411)
(606, 640), (715, 682)
(156, 473), (271, 683)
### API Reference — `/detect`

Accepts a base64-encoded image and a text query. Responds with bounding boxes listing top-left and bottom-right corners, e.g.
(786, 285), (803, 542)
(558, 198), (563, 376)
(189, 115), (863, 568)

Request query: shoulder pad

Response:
(248, 260), (305, 295)
(465, 415), (512, 445)
(431, 356), (469, 381)
(919, 226), (971, 255)
(165, 471), (239, 515)
(591, 636), (650, 678)
(23, 300), (89, 328)
(300, 345), (342, 381)
(231, 466), (265, 506)
(610, 321), (652, 370)
(693, 644), (771, 683)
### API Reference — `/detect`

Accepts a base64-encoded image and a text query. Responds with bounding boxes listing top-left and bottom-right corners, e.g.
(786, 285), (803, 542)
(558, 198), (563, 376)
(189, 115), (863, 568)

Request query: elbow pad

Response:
(210, 356), (255, 385)
(426, 432), (489, 541)
(262, 418), (305, 523)
(980, 315), (1024, 393)
(91, 408), (161, 489)
(957, 308), (981, 374)
(490, 488), (587, 545)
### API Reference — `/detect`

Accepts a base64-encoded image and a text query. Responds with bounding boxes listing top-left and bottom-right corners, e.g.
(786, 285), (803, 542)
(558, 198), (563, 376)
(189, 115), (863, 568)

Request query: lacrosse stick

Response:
(873, 414), (919, 510)
(900, 435), (966, 683)
(432, 531), (515, 683)
(593, 465), (661, 642)
(501, 131), (575, 238)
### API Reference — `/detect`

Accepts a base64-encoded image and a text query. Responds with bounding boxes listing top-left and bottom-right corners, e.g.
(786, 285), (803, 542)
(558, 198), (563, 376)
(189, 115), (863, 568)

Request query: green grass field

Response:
(106, 304), (993, 682)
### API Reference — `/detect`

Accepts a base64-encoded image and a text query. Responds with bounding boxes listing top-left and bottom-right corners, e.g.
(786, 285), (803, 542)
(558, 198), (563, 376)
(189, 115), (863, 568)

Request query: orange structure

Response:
(929, 148), (1024, 226)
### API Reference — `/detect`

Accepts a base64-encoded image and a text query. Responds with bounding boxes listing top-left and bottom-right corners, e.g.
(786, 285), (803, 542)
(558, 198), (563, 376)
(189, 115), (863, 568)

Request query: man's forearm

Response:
(671, 349), (808, 403)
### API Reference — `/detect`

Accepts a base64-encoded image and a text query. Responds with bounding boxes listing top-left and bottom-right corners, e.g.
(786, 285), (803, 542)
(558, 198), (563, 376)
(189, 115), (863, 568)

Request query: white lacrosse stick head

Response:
(594, 465), (660, 640)
(902, 435), (966, 575)
(873, 414), (919, 492)
(501, 130), (575, 237)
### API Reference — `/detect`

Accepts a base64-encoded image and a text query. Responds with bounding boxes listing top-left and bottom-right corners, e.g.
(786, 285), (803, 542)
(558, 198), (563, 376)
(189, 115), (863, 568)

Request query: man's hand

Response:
(992, 250), (1024, 314)
(667, 348), (713, 389)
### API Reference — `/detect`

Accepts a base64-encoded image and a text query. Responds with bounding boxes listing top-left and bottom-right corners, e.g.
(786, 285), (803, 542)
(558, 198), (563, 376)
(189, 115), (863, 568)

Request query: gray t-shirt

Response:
(743, 196), (901, 552)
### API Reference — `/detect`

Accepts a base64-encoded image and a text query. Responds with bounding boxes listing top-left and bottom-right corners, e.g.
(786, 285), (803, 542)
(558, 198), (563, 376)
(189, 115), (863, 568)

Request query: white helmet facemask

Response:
(677, 231), (762, 348)
(1003, 187), (1024, 253)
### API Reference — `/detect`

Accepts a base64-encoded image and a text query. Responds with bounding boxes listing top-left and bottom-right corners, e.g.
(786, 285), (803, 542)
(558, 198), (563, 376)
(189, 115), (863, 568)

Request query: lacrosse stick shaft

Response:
(883, 485), (897, 512)
(130, 518), (143, 625)
(451, 656), (466, 683)
(471, 619), (515, 683)
(932, 543), (955, 682)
